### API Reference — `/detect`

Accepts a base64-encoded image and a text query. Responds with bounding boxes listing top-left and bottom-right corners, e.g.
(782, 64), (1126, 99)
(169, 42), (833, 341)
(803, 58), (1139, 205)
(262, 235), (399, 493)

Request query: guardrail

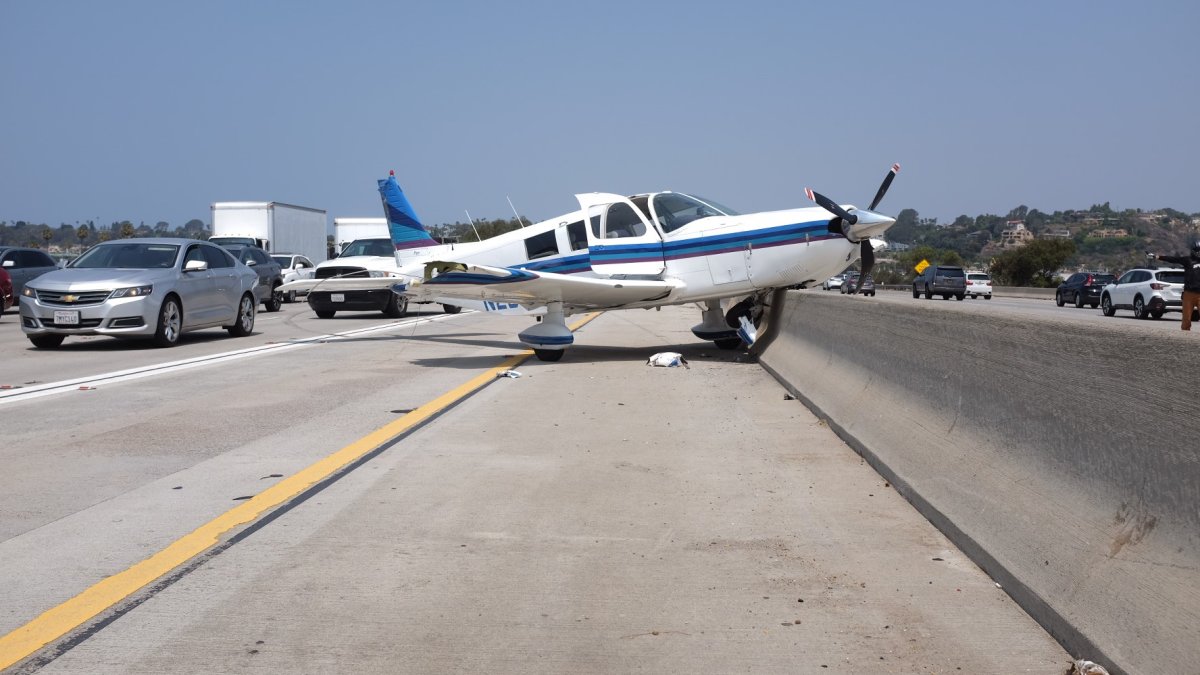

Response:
(755, 291), (1198, 675)
(875, 284), (1057, 299)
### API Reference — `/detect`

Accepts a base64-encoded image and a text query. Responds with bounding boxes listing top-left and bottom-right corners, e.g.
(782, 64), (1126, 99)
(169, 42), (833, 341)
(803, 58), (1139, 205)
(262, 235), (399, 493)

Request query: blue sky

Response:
(3, 1), (1198, 231)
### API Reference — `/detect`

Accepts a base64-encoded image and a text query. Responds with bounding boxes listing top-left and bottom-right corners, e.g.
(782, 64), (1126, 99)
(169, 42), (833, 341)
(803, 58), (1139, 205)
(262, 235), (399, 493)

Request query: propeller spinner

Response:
(805, 164), (900, 294)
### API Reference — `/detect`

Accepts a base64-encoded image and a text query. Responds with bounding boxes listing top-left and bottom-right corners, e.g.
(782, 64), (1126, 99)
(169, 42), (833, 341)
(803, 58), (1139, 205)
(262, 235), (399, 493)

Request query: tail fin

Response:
(378, 171), (439, 250)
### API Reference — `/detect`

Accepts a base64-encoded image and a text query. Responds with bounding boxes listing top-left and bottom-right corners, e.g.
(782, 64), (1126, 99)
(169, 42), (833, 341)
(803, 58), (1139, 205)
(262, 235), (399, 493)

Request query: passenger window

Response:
(566, 221), (588, 251)
(202, 245), (233, 269)
(604, 203), (646, 239)
(184, 245), (206, 267)
(524, 230), (559, 259)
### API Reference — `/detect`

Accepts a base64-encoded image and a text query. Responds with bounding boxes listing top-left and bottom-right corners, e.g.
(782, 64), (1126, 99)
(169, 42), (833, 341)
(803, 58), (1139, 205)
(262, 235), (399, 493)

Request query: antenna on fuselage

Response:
(506, 196), (526, 228)
(464, 209), (482, 242)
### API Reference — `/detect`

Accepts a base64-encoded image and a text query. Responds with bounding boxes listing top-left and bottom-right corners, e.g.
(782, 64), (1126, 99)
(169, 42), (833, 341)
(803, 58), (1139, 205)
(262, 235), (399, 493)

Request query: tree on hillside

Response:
(989, 239), (1075, 287)
(119, 221), (135, 239)
(887, 208), (921, 243)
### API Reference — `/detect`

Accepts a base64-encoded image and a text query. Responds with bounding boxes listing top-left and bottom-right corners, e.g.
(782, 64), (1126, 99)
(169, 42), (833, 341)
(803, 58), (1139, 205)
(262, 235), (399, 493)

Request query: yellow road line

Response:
(0, 313), (599, 670)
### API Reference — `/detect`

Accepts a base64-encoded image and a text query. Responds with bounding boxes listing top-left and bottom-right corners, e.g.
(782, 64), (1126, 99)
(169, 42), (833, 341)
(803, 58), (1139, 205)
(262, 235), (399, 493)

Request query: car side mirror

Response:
(245, 259), (256, 267)
(184, 259), (208, 272)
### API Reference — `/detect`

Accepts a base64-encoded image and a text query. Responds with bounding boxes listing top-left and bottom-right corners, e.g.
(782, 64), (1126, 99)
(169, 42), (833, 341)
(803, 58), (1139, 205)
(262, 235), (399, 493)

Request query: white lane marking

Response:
(0, 313), (467, 405)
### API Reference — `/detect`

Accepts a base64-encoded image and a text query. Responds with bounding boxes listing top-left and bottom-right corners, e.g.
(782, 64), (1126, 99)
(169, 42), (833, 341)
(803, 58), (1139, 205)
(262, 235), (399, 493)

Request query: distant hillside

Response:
(887, 203), (1200, 273)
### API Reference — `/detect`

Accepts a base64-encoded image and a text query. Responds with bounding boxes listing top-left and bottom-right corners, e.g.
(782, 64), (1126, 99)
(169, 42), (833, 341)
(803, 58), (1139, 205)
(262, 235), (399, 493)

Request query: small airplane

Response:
(281, 166), (900, 361)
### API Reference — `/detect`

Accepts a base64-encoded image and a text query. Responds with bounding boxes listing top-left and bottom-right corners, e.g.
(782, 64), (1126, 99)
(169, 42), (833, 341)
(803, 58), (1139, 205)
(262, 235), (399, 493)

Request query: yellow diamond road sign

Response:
(915, 259), (930, 274)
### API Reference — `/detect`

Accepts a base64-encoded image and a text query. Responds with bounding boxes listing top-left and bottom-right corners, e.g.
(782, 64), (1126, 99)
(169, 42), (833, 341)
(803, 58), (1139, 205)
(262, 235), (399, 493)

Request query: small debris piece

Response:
(783, 393), (795, 400)
(78, 386), (97, 391)
(647, 352), (688, 368)
(1073, 660), (1111, 675)
(497, 370), (522, 378)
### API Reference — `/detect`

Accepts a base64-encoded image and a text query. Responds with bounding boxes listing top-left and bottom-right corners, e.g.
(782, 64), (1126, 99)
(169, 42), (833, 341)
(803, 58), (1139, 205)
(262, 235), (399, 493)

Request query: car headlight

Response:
(21, 287), (37, 298)
(111, 285), (154, 298)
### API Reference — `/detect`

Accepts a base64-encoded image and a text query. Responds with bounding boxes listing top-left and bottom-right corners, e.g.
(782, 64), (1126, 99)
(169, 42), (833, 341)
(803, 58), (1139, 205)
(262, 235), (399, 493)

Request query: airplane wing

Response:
(405, 263), (680, 310)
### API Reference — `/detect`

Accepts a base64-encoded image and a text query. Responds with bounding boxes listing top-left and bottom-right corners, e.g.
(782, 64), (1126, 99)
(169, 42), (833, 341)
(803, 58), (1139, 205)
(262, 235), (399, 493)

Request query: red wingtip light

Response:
(389, 169), (395, 176)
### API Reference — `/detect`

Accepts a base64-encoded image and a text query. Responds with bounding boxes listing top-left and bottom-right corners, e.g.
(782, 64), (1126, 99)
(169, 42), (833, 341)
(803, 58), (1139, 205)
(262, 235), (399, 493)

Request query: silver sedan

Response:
(19, 238), (258, 348)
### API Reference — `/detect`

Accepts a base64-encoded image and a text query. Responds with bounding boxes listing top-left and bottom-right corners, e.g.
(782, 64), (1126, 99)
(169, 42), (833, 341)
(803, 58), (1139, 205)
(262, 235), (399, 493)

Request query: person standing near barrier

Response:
(1148, 238), (1200, 330)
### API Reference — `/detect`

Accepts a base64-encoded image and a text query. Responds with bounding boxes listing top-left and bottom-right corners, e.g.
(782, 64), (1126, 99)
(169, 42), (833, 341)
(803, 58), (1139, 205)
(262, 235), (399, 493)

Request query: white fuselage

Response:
(390, 192), (864, 311)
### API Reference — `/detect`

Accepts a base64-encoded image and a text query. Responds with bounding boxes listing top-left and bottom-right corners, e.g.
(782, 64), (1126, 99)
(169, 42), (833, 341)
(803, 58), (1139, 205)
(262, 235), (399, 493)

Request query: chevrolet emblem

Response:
(63, 294), (77, 303)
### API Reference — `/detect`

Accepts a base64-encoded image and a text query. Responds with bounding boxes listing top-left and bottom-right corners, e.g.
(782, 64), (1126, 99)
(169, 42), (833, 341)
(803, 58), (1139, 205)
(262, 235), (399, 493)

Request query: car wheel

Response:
(442, 303), (462, 314)
(1074, 292), (1085, 309)
(1101, 294), (1116, 316)
(912, 285), (919, 299)
(1055, 291), (1064, 307)
(1090, 302), (1098, 309)
(314, 310), (335, 319)
(1133, 295), (1148, 320)
(285, 290), (297, 303)
(152, 296), (183, 347)
(924, 286), (932, 299)
(1151, 309), (1164, 320)
(29, 334), (65, 349)
(955, 294), (964, 301)
(985, 295), (992, 300)
(382, 292), (408, 318)
(226, 293), (256, 336)
(1193, 309), (1200, 322)
(533, 348), (564, 362)
(264, 285), (283, 312)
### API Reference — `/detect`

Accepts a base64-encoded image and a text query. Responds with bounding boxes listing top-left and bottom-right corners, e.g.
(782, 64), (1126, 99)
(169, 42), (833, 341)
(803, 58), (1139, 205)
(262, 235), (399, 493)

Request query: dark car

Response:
(912, 265), (966, 300)
(841, 272), (876, 296)
(0, 267), (13, 313)
(220, 244), (284, 312)
(1056, 272), (1115, 309)
(0, 247), (60, 303)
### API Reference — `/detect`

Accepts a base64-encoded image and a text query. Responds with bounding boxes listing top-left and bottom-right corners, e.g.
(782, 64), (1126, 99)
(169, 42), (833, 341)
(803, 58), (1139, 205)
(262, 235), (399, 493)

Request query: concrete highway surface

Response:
(1, 298), (1079, 673)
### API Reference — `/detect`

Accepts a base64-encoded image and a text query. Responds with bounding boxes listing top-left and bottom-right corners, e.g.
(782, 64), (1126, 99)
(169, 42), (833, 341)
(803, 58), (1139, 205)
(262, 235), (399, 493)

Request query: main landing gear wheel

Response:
(533, 348), (564, 362)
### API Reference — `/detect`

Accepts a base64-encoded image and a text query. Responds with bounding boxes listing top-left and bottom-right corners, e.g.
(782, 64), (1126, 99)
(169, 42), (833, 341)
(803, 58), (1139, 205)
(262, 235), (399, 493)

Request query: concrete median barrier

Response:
(756, 291), (1199, 675)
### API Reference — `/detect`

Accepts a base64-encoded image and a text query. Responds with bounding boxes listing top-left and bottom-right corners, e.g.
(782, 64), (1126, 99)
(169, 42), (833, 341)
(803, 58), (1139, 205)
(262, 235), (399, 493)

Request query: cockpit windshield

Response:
(651, 193), (739, 233)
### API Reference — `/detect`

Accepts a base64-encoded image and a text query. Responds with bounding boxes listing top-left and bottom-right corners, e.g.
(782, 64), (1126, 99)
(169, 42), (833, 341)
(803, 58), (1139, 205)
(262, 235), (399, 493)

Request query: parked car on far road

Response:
(1100, 268), (1186, 320)
(1056, 272), (1115, 309)
(965, 271), (993, 299)
(0, 246), (59, 303)
(912, 265), (966, 300)
(841, 272), (876, 296)
(822, 274), (847, 291)
(220, 244), (284, 312)
(18, 238), (258, 348)
(272, 253), (316, 302)
(0, 267), (13, 313)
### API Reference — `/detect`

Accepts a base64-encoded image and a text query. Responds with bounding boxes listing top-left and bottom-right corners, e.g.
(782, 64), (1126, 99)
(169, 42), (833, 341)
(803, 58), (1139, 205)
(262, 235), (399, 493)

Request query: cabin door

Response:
(575, 192), (665, 276)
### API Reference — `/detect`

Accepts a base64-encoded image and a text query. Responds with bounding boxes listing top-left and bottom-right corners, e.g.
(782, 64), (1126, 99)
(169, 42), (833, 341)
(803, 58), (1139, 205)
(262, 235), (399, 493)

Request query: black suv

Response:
(912, 265), (966, 300)
(221, 244), (284, 312)
(1055, 272), (1115, 309)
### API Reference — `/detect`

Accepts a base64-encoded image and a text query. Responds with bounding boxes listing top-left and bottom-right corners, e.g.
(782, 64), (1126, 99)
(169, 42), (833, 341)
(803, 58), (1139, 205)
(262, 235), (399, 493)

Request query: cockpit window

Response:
(651, 193), (738, 233)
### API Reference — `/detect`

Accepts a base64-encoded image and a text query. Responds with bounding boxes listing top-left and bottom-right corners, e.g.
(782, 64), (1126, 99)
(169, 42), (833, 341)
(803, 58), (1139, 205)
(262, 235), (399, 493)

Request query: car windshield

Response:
(272, 256), (292, 267)
(1090, 274), (1115, 284)
(937, 267), (965, 277)
(968, 274), (989, 281)
(72, 243), (180, 269)
(341, 239), (394, 257)
(1156, 270), (1185, 283)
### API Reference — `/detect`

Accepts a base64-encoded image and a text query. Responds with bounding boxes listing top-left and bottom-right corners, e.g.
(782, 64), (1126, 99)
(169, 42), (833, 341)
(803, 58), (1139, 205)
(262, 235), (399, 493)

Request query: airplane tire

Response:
(442, 303), (462, 314)
(533, 348), (564, 362)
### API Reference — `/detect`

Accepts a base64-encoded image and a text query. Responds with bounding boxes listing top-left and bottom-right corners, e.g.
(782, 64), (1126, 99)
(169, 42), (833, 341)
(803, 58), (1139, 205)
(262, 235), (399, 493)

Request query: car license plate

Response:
(331, 293), (345, 303)
(54, 310), (80, 325)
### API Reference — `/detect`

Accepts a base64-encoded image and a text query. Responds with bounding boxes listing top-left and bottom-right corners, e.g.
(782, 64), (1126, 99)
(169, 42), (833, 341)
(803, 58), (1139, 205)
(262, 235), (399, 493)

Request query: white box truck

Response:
(333, 217), (389, 254)
(211, 202), (328, 263)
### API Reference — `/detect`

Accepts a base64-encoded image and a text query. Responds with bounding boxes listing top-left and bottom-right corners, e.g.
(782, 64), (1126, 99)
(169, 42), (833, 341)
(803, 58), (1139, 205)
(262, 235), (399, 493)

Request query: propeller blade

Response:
(867, 163), (901, 211)
(805, 187), (857, 225)
(848, 240), (876, 295)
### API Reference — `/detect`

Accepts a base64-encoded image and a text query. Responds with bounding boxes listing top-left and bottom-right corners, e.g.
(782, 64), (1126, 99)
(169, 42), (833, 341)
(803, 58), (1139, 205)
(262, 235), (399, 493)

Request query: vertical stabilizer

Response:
(378, 171), (439, 250)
